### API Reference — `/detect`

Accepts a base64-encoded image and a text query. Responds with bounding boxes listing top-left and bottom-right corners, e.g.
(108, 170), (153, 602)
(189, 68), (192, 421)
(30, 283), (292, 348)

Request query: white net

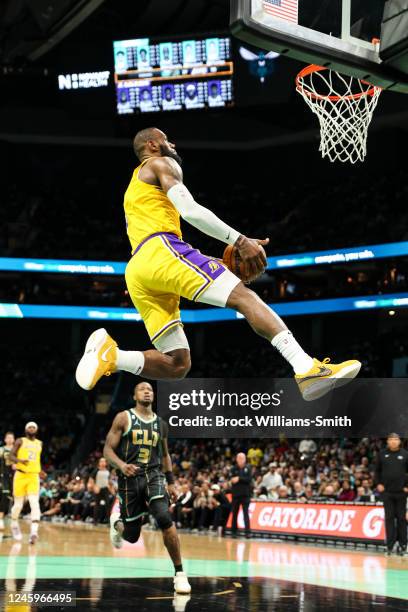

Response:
(296, 65), (382, 164)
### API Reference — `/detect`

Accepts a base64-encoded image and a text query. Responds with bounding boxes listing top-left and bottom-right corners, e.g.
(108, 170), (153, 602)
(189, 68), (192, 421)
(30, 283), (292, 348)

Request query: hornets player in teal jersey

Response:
(104, 381), (191, 595)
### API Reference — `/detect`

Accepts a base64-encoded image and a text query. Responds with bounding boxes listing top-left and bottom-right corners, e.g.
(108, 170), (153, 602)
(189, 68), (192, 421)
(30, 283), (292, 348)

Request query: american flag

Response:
(263, 0), (298, 24)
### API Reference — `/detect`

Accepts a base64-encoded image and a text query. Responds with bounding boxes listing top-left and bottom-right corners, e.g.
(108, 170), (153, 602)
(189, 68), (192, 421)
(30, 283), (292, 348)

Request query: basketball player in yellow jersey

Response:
(76, 127), (361, 401)
(9, 422), (42, 544)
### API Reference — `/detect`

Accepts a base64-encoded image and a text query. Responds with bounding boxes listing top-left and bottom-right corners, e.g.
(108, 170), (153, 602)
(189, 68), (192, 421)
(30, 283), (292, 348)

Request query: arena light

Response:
(2, 292), (408, 321)
(271, 241), (408, 269)
(0, 258), (126, 275)
(2, 240), (408, 276)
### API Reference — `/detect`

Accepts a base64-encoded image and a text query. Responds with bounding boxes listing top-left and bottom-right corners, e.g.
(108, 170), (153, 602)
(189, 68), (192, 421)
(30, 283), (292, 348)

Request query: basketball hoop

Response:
(296, 64), (382, 164)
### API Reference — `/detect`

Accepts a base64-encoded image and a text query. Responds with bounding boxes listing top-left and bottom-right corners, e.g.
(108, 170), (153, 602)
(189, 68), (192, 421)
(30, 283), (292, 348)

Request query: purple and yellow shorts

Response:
(125, 232), (239, 344)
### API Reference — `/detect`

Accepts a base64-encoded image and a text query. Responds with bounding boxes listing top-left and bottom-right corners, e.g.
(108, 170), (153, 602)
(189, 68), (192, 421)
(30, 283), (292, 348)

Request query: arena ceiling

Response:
(0, 0), (230, 66)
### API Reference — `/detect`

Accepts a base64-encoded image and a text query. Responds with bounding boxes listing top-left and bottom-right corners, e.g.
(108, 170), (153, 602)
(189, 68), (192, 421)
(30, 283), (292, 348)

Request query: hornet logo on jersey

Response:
(239, 46), (279, 83)
(209, 261), (220, 272)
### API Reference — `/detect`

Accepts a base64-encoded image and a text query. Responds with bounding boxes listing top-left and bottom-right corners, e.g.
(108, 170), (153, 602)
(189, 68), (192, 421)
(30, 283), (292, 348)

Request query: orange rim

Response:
(295, 64), (381, 101)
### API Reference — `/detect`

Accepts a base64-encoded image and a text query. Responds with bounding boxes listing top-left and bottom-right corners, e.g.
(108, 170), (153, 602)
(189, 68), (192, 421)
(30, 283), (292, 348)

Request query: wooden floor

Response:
(1, 522), (408, 610)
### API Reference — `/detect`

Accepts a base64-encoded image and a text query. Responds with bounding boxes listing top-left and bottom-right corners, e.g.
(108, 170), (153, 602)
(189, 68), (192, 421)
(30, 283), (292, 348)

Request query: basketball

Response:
(223, 245), (260, 284)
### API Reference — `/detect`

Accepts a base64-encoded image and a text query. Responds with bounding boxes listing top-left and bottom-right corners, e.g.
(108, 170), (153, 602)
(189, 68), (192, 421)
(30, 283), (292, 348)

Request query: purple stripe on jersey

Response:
(163, 234), (226, 282)
(132, 232), (178, 256)
(151, 318), (182, 342)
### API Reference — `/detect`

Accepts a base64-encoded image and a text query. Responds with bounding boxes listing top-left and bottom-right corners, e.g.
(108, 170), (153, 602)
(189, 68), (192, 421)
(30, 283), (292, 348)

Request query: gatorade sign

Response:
(227, 501), (385, 541)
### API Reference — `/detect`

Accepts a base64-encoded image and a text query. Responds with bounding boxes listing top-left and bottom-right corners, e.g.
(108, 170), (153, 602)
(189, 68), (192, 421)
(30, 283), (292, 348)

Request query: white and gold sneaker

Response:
(296, 357), (361, 401)
(75, 328), (117, 390)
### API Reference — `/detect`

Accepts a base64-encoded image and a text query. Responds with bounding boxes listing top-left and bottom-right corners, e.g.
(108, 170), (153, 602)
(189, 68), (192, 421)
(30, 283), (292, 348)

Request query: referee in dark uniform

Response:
(375, 433), (408, 555)
(230, 452), (252, 538)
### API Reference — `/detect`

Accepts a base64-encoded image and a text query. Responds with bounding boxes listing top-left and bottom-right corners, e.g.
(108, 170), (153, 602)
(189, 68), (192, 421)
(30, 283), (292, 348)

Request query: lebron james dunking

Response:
(76, 127), (361, 401)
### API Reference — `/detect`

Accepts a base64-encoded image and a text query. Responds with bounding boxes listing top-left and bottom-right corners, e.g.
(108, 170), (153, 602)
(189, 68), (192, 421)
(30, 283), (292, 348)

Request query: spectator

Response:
(172, 484), (194, 528)
(78, 480), (96, 522)
(254, 485), (269, 501)
(322, 485), (337, 501)
(299, 438), (317, 460)
(290, 481), (306, 501)
(278, 486), (289, 500)
(362, 478), (374, 500)
(355, 486), (371, 502)
(247, 444), (263, 467)
(260, 463), (283, 498)
(210, 484), (231, 536)
(338, 480), (356, 502)
(192, 483), (211, 531)
(90, 458), (113, 524)
(59, 479), (85, 520)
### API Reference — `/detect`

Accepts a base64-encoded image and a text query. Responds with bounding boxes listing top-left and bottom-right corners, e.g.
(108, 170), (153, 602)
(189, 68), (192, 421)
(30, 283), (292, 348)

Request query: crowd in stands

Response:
(21, 435), (396, 533)
(39, 457), (116, 524)
(2, 143), (407, 315)
(189, 331), (408, 378)
(2, 259), (408, 308)
(167, 436), (384, 535)
(2, 144), (407, 263)
(1, 345), (89, 470)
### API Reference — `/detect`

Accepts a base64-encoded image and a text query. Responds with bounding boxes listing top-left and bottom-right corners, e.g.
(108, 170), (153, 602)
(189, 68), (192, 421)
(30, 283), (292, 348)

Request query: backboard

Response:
(230, 0), (408, 92)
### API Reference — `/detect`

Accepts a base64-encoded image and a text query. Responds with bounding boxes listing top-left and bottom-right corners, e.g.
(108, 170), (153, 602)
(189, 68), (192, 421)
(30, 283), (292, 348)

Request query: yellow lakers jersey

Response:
(16, 437), (42, 474)
(124, 159), (182, 252)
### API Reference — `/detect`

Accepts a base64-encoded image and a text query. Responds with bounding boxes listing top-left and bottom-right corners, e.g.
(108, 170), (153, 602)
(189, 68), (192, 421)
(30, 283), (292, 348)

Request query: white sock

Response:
(116, 349), (145, 375)
(31, 522), (39, 536)
(272, 330), (314, 375)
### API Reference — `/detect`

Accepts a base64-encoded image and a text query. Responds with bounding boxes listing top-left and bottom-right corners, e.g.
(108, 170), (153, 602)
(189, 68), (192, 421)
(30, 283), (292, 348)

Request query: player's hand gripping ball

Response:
(223, 238), (268, 284)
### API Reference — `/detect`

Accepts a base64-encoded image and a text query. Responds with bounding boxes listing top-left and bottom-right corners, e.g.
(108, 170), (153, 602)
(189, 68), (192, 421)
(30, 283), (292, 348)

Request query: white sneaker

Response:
(174, 571), (191, 594)
(75, 328), (117, 391)
(110, 512), (124, 549)
(11, 524), (22, 541)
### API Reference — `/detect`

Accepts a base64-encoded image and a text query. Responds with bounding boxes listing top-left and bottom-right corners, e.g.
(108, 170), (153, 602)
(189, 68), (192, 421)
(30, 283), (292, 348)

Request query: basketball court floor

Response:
(1, 523), (408, 611)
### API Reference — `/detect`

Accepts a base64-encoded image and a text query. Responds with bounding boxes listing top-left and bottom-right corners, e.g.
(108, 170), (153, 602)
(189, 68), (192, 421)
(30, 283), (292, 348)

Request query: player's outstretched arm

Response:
(151, 157), (268, 274)
(103, 412), (139, 477)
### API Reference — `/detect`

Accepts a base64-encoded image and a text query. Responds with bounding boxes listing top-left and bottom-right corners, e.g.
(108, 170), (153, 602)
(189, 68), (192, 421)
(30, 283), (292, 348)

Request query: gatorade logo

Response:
(362, 507), (384, 538)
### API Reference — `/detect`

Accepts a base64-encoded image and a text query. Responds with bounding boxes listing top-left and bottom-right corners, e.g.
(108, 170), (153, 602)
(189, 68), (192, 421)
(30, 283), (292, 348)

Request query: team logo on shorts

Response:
(209, 261), (220, 272)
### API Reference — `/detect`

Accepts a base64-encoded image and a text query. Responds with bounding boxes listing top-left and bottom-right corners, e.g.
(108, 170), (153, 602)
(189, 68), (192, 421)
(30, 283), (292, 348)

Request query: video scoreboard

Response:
(113, 36), (234, 114)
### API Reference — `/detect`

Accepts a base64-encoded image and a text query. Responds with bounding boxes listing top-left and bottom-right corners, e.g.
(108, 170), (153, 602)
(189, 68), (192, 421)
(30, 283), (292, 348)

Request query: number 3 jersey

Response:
(117, 410), (168, 479)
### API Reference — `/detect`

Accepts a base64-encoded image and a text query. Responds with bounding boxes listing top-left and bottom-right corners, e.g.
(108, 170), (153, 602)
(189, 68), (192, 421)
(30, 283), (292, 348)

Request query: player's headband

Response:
(25, 421), (38, 431)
